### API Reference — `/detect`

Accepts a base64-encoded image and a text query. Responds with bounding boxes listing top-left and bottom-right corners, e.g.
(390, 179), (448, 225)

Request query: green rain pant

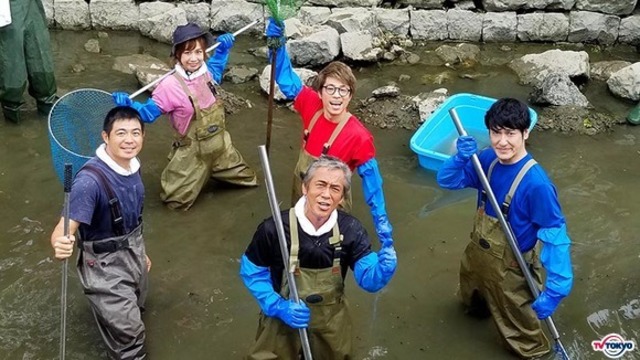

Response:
(459, 209), (550, 359)
(0, 0), (56, 110)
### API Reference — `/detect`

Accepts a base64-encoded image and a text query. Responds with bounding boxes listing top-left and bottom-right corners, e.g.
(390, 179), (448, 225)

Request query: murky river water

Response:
(0, 29), (638, 359)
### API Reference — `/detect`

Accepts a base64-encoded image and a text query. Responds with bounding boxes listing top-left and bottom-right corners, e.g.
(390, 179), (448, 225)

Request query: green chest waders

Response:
(291, 110), (352, 212)
(160, 73), (257, 209)
(0, 0), (57, 122)
(458, 158), (551, 359)
(247, 209), (353, 360)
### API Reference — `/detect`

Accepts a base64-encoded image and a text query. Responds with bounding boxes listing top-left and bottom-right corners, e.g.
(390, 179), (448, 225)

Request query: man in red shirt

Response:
(266, 19), (393, 247)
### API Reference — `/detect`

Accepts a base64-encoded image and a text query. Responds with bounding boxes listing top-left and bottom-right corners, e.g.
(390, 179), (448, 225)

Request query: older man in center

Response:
(240, 156), (397, 359)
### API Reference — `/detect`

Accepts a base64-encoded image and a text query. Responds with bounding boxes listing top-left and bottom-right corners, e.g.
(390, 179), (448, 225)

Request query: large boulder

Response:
(529, 73), (590, 107)
(607, 63), (640, 101)
(509, 49), (590, 86)
(288, 26), (341, 66)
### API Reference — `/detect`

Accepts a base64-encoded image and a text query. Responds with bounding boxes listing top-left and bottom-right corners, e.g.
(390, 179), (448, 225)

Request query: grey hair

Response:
(302, 155), (352, 196)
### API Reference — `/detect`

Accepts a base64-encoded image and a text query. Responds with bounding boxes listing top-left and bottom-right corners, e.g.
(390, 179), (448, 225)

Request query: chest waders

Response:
(247, 210), (353, 360)
(458, 159), (551, 359)
(291, 110), (352, 212)
(160, 73), (257, 210)
(0, 0), (57, 122)
(76, 166), (148, 360)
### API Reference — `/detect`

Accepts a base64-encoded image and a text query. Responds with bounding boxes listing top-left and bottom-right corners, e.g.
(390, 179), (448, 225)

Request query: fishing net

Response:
(48, 89), (112, 183)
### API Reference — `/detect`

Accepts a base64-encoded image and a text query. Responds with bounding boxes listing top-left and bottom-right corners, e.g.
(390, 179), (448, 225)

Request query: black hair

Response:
(103, 106), (145, 134)
(484, 98), (530, 132)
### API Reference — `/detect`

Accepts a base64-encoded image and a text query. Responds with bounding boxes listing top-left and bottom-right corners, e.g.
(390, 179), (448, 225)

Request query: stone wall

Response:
(42, 0), (640, 45)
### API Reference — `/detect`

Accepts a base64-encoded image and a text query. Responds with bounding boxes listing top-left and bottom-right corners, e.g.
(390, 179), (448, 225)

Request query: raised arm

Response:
(436, 135), (478, 190)
(206, 33), (235, 84)
(112, 92), (162, 123)
(266, 18), (301, 100)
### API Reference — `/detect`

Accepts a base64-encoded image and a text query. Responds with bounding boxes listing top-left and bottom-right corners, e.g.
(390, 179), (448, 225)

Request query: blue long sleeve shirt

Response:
(437, 150), (566, 252)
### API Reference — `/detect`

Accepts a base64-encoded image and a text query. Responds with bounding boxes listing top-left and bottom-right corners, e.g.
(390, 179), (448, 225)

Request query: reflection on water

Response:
(0, 30), (639, 359)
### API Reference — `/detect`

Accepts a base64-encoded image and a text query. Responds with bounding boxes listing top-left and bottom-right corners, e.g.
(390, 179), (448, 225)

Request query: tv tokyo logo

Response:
(592, 333), (636, 359)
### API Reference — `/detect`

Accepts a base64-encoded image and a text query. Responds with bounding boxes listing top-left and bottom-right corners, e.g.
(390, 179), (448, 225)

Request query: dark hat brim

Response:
(171, 31), (216, 57)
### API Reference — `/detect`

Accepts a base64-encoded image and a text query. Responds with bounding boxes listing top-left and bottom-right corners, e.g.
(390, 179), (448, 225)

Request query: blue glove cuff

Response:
(354, 251), (396, 293)
(239, 255), (283, 317)
(132, 98), (162, 123)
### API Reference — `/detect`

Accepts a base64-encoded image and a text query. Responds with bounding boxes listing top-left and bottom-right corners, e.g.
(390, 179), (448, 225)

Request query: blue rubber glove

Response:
(357, 158), (393, 246)
(216, 33), (234, 53)
(353, 245), (397, 293)
(454, 135), (477, 163)
(112, 92), (162, 123)
(532, 289), (563, 320)
(266, 17), (284, 38)
(532, 224), (573, 319)
(206, 33), (235, 84)
(113, 92), (132, 107)
(240, 255), (310, 328)
(274, 299), (311, 329)
(265, 18), (301, 99)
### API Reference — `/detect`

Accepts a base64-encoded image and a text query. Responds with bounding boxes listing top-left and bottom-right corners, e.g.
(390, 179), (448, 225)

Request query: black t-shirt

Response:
(245, 210), (372, 292)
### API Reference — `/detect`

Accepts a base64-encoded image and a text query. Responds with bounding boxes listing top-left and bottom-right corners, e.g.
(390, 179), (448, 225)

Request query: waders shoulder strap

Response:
(502, 159), (537, 219)
(303, 110), (323, 144)
(287, 209), (344, 272)
(81, 165), (125, 237)
(480, 158), (500, 207)
(288, 209), (300, 274)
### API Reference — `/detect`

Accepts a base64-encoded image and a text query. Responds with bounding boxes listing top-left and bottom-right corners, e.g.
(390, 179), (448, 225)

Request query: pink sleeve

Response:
(151, 78), (177, 114)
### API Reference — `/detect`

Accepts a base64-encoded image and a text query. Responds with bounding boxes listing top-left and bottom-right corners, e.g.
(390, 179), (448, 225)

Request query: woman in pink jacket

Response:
(113, 23), (257, 210)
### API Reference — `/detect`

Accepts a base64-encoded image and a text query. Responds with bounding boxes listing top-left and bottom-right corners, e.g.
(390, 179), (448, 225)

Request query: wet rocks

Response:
(509, 49), (590, 86)
(607, 63), (640, 101)
(529, 73), (590, 107)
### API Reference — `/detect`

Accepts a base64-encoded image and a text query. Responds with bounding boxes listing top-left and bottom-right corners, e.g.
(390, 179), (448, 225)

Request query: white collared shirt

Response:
(294, 196), (338, 236)
(174, 63), (210, 82)
(96, 144), (140, 176)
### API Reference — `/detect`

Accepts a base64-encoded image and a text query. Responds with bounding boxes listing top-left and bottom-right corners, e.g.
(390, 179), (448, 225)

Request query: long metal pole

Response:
(448, 108), (569, 360)
(59, 164), (72, 360)
(258, 145), (313, 360)
(130, 19), (261, 99)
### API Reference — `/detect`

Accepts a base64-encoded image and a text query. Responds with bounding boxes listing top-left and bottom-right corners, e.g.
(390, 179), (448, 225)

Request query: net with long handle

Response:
(47, 20), (261, 184)
(48, 89), (112, 183)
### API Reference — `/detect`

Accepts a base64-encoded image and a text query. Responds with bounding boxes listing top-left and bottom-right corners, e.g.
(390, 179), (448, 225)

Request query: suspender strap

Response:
(288, 209), (300, 274)
(174, 72), (202, 125)
(323, 115), (350, 155)
(304, 110), (323, 143)
(480, 158), (500, 207)
(287, 209), (344, 272)
(303, 110), (351, 155)
(81, 165), (125, 237)
(502, 159), (537, 218)
(328, 222), (343, 269)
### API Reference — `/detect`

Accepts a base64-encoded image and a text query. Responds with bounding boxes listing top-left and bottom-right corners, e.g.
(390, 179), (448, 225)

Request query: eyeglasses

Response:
(322, 85), (351, 97)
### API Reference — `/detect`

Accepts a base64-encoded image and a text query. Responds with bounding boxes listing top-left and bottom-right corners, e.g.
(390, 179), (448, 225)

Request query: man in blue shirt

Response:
(437, 98), (573, 358)
(50, 106), (150, 359)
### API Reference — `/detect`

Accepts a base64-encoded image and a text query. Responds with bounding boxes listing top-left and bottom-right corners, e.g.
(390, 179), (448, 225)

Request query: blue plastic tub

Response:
(409, 93), (538, 172)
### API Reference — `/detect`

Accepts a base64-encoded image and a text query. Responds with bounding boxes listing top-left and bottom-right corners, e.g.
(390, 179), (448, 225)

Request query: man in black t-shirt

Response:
(240, 156), (397, 359)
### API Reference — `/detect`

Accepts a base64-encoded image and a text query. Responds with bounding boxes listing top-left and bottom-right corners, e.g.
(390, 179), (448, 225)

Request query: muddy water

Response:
(0, 29), (638, 359)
